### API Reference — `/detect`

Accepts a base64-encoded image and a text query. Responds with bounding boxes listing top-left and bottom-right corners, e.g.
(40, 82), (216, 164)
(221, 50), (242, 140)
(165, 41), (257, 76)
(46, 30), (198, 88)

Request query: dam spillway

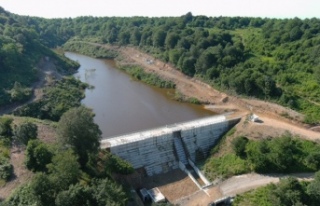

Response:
(101, 115), (240, 176)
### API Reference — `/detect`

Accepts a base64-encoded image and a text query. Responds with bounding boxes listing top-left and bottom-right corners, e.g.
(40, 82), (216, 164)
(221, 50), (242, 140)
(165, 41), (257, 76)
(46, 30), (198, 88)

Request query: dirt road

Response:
(108, 45), (319, 140)
(174, 173), (314, 206)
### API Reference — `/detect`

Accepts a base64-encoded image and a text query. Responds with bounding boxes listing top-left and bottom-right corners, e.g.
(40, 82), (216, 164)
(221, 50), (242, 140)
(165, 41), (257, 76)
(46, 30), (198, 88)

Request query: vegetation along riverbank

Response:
(1, 6), (320, 205)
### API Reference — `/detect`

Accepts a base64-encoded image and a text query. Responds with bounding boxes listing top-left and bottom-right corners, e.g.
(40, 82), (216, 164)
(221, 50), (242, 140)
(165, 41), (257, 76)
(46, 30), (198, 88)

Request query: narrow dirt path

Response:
(0, 146), (33, 200)
(0, 57), (61, 116)
(0, 58), (62, 199)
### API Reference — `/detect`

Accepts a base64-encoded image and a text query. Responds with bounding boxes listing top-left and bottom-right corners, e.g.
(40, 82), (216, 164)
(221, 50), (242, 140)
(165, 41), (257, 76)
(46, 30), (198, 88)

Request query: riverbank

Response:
(63, 42), (320, 140)
(85, 43), (319, 139)
(2, 45), (320, 204)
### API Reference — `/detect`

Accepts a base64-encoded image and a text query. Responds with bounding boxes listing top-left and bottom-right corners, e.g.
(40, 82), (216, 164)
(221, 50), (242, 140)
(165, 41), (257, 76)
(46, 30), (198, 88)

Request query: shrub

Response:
(0, 116), (13, 138)
(0, 156), (13, 181)
(107, 155), (134, 175)
(232, 136), (249, 158)
(25, 139), (53, 172)
(13, 122), (38, 145)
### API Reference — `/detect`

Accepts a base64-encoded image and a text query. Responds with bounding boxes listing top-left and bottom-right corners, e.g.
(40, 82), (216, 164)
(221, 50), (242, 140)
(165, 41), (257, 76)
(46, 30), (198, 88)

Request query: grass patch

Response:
(210, 127), (236, 156)
(63, 41), (118, 59)
(203, 153), (250, 180)
(203, 133), (320, 180)
(187, 97), (201, 105)
(173, 91), (202, 104)
(119, 65), (176, 89)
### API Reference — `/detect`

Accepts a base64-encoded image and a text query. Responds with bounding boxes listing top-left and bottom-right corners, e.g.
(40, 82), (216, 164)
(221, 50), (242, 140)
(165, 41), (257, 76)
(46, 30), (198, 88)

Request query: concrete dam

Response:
(101, 115), (240, 176)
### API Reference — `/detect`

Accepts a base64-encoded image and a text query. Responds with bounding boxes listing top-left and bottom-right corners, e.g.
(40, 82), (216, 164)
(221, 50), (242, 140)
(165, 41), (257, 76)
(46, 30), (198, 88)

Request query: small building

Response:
(139, 187), (166, 203)
(139, 188), (149, 202)
(250, 114), (261, 122)
(147, 187), (166, 203)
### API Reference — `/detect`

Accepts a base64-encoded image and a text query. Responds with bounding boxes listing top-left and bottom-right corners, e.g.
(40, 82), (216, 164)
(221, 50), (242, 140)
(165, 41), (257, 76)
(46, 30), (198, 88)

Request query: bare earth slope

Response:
(108, 44), (320, 204)
(110, 45), (319, 140)
(0, 56), (60, 199)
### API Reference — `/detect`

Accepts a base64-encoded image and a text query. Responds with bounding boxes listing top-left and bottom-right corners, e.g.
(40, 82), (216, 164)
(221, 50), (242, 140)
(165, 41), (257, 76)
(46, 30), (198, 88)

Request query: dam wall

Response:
(101, 115), (240, 176)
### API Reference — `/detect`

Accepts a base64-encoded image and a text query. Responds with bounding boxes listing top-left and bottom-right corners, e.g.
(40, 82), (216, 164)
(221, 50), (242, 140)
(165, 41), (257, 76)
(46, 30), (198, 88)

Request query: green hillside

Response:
(1, 8), (320, 122)
(1, 6), (320, 206)
(0, 7), (78, 106)
(10, 12), (320, 123)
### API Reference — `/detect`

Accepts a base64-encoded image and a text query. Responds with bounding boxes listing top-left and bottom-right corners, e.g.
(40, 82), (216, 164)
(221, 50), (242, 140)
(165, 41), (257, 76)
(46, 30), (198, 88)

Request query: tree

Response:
(182, 12), (193, 24)
(55, 183), (94, 206)
(118, 30), (130, 45)
(57, 106), (102, 167)
(273, 177), (307, 206)
(106, 154), (134, 175)
(25, 139), (52, 172)
(107, 27), (118, 43)
(307, 171), (320, 203)
(13, 121), (37, 145)
(267, 136), (296, 172)
(165, 32), (179, 49)
(232, 136), (249, 158)
(4, 184), (39, 206)
(195, 49), (215, 74)
(130, 27), (141, 46)
(91, 178), (127, 206)
(0, 156), (13, 180)
(290, 26), (303, 41)
(168, 49), (182, 65)
(153, 29), (166, 47)
(246, 140), (270, 172)
(181, 57), (196, 76)
(29, 173), (55, 206)
(47, 149), (81, 191)
(305, 152), (320, 170)
(0, 116), (13, 138)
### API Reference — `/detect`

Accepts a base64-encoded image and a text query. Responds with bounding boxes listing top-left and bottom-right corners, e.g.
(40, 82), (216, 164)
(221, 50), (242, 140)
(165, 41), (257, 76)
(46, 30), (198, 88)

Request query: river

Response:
(65, 52), (214, 138)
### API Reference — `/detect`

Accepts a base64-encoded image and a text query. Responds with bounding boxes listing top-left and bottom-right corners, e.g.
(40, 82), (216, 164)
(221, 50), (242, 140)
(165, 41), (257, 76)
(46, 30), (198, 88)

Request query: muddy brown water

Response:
(65, 52), (214, 138)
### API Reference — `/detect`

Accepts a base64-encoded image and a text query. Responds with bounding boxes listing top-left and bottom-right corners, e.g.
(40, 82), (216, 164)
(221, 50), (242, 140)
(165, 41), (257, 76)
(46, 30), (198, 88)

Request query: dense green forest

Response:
(233, 172), (320, 206)
(1, 7), (320, 122)
(1, 5), (320, 205)
(0, 7), (78, 107)
(0, 8), (133, 205)
(0, 108), (132, 206)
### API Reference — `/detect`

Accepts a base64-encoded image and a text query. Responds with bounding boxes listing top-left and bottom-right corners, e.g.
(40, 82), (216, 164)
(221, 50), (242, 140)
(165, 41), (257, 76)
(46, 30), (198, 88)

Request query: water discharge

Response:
(65, 52), (214, 138)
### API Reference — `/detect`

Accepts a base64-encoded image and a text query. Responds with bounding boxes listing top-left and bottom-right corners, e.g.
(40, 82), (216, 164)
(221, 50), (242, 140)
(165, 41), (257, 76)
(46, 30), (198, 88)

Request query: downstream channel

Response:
(65, 52), (214, 138)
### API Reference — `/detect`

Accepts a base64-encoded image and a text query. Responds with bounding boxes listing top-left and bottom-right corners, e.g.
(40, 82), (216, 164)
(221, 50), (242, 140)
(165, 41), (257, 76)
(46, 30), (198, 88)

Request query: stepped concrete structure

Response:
(101, 114), (240, 176)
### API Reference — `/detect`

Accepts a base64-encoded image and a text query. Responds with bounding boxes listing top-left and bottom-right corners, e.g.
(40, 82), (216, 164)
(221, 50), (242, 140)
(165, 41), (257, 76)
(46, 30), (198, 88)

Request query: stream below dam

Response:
(65, 52), (214, 138)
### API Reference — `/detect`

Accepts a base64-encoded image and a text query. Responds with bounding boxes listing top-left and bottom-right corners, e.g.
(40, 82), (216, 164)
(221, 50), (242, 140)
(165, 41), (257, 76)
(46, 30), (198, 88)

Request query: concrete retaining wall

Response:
(101, 115), (240, 176)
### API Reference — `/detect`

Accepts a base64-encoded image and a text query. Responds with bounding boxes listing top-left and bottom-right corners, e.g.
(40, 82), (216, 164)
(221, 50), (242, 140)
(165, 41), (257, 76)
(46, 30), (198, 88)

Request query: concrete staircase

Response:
(173, 137), (188, 165)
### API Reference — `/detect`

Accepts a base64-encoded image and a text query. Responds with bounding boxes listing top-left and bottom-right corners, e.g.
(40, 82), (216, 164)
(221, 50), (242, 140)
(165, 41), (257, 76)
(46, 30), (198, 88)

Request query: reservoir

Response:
(65, 52), (213, 138)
